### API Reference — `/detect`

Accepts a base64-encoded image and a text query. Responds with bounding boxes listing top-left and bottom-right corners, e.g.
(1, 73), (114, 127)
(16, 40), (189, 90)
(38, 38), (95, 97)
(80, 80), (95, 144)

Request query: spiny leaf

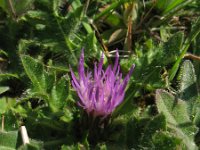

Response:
(20, 55), (54, 95)
(21, 55), (46, 93)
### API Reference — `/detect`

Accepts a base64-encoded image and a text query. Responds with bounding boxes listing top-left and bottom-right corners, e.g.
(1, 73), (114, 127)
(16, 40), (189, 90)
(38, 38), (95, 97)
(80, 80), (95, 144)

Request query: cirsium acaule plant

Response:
(70, 49), (135, 118)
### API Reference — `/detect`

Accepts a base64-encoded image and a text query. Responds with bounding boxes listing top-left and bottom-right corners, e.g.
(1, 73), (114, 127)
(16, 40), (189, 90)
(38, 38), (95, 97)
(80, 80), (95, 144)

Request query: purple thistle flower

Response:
(70, 49), (135, 118)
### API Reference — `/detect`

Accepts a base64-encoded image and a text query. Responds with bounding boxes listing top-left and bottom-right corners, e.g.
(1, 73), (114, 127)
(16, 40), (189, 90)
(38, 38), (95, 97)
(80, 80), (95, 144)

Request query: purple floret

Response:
(70, 49), (135, 117)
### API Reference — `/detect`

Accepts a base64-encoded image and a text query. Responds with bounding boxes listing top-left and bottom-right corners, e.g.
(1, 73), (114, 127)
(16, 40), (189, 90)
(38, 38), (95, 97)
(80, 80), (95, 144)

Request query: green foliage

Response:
(0, 131), (18, 150)
(169, 17), (200, 81)
(155, 0), (187, 14)
(156, 90), (198, 149)
(0, 86), (9, 95)
(21, 55), (54, 95)
(50, 76), (69, 112)
(177, 60), (198, 120)
(162, 31), (184, 64)
(0, 97), (16, 114)
(0, 0), (34, 19)
(0, 0), (200, 149)
(152, 132), (182, 150)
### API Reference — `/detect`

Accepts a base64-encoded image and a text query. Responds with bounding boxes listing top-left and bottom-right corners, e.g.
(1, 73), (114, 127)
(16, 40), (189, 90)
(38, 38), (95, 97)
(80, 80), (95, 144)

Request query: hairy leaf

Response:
(156, 90), (198, 150)
(50, 76), (69, 112)
(21, 55), (54, 94)
(0, 131), (18, 149)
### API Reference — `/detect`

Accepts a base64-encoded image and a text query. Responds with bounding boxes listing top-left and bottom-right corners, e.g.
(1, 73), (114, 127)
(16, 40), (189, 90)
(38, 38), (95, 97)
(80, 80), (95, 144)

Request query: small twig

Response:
(1, 114), (4, 131)
(8, 0), (17, 19)
(127, 16), (133, 52)
(109, 50), (131, 54)
(83, 0), (90, 16)
(148, 28), (163, 42)
(135, 1), (155, 31)
(151, 26), (186, 31)
(142, 0), (145, 8)
(108, 50), (131, 58)
(20, 126), (30, 145)
(89, 19), (110, 57)
(184, 53), (200, 61)
(0, 57), (7, 62)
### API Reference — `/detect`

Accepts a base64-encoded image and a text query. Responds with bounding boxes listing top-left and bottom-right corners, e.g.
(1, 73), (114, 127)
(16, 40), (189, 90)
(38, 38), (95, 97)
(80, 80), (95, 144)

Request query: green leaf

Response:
(152, 131), (182, 150)
(0, 49), (8, 58)
(156, 90), (198, 150)
(18, 139), (43, 150)
(0, 131), (18, 149)
(93, 0), (131, 21)
(0, 97), (16, 114)
(50, 76), (69, 112)
(60, 109), (73, 123)
(15, 0), (34, 16)
(169, 17), (200, 81)
(177, 60), (198, 101)
(0, 98), (8, 114)
(140, 114), (167, 146)
(53, 5), (84, 64)
(0, 111), (18, 131)
(24, 10), (49, 22)
(0, 0), (6, 11)
(0, 0), (34, 18)
(162, 31), (184, 64)
(177, 60), (198, 118)
(0, 86), (9, 95)
(104, 14), (124, 27)
(126, 117), (149, 149)
(0, 73), (19, 82)
(52, 0), (82, 18)
(18, 144), (39, 150)
(155, 0), (186, 14)
(0, 98), (7, 114)
(102, 29), (126, 45)
(81, 32), (99, 58)
(61, 144), (83, 150)
(20, 55), (53, 94)
(194, 108), (200, 127)
(107, 116), (127, 145)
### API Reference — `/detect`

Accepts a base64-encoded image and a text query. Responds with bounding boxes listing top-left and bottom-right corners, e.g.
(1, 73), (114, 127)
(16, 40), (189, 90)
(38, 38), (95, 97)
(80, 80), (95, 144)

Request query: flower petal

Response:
(70, 49), (135, 118)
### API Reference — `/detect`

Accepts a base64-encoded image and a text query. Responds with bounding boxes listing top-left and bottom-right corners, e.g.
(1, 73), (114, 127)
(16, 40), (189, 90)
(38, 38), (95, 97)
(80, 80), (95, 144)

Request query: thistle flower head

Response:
(70, 49), (135, 117)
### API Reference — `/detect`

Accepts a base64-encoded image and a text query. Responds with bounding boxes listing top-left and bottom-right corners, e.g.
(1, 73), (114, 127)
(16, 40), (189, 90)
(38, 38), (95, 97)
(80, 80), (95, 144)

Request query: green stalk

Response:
(152, 0), (194, 27)
(93, 0), (131, 22)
